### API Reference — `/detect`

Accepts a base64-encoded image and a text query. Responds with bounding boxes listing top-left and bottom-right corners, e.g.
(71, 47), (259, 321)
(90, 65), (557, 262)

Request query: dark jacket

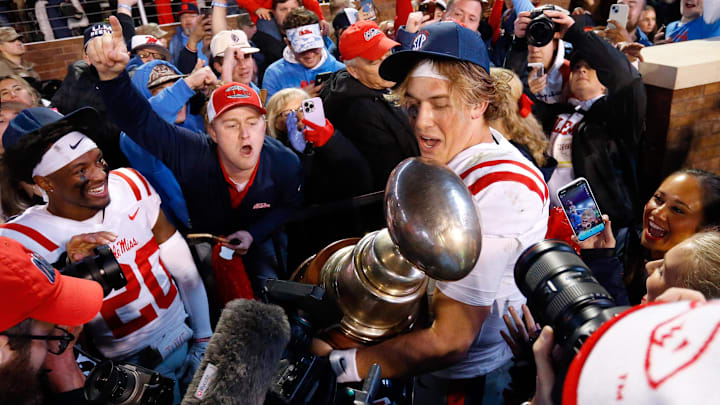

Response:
(98, 70), (303, 243)
(320, 69), (419, 191)
(528, 24), (646, 230)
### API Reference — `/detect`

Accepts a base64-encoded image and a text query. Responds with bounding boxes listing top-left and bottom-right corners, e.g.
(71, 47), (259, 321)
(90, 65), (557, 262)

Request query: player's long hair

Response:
(488, 68), (548, 166)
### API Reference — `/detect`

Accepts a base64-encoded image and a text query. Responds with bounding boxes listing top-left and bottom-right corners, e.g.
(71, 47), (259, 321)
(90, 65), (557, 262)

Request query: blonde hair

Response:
(265, 87), (310, 139)
(681, 230), (720, 299)
(488, 68), (548, 166)
(0, 74), (40, 107)
(389, 59), (505, 122)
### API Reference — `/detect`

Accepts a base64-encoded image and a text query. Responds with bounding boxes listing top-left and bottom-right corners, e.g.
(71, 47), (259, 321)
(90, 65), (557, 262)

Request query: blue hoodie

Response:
(120, 60), (193, 230)
(262, 47), (345, 99)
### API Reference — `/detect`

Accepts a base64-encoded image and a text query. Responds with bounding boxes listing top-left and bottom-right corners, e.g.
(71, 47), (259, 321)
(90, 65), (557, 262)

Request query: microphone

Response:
(181, 299), (291, 405)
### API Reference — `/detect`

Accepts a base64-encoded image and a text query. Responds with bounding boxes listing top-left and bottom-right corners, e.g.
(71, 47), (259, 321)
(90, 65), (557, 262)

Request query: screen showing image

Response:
(558, 181), (603, 240)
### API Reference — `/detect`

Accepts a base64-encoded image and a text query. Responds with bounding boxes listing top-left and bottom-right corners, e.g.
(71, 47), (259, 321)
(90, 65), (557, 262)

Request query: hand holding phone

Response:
(314, 72), (332, 87)
(528, 62), (544, 80)
(557, 177), (605, 241)
(607, 3), (629, 31)
(302, 97), (326, 127)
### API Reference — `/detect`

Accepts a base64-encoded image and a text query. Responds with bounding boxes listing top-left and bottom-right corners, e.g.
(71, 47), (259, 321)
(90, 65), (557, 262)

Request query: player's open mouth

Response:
(646, 219), (668, 239)
(240, 145), (253, 156)
(419, 136), (440, 150)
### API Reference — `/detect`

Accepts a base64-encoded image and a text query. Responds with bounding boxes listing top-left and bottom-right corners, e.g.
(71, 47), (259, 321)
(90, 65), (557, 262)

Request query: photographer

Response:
(0, 237), (104, 405)
(515, 8), (646, 232)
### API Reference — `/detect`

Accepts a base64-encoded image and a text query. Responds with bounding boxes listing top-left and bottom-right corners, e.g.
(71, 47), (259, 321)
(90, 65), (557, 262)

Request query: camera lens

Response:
(62, 245), (127, 296)
(514, 240), (626, 353)
(527, 16), (555, 47)
(85, 361), (136, 403)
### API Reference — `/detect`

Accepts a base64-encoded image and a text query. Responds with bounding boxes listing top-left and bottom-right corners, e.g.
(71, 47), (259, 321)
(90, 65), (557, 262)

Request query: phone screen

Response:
(557, 178), (605, 241)
(360, 0), (377, 19)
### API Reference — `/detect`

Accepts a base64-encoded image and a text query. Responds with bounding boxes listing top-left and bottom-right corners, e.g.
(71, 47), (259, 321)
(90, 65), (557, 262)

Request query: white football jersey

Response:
(0, 168), (187, 359)
(434, 128), (549, 378)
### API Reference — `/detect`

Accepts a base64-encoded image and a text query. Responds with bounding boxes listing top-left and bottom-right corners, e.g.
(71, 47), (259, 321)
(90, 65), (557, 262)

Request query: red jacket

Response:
(236, 0), (325, 23)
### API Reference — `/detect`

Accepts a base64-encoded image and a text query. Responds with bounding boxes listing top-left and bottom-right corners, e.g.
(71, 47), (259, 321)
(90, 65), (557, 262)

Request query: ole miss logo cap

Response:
(0, 237), (103, 331)
(339, 20), (400, 61)
(207, 82), (266, 123)
(379, 21), (490, 84)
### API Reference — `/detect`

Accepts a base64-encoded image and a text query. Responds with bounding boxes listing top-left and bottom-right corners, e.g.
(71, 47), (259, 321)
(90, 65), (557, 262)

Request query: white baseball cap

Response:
(210, 30), (260, 58)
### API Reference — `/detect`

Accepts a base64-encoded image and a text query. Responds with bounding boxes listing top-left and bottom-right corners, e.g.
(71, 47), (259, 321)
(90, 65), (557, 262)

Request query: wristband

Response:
(118, 3), (132, 11)
(192, 337), (211, 344)
(211, 1), (228, 7)
(329, 349), (361, 383)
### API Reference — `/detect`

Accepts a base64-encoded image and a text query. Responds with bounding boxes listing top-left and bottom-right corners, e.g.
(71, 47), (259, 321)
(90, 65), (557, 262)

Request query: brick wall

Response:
(641, 82), (720, 197)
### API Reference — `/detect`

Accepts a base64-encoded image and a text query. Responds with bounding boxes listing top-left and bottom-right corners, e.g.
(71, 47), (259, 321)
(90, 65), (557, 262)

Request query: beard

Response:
(0, 347), (44, 405)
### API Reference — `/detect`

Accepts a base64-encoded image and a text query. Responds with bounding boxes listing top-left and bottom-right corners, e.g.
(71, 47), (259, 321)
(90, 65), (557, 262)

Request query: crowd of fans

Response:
(0, 0), (719, 404)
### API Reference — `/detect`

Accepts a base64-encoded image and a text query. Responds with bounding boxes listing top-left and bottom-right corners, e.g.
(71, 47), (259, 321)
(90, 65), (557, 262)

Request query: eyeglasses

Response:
(0, 326), (75, 355)
(137, 51), (166, 61)
(279, 107), (303, 120)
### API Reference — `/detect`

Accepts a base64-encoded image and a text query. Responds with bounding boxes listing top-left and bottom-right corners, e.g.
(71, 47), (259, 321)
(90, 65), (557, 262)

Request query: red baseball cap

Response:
(177, 1), (199, 17)
(207, 82), (266, 123)
(340, 20), (400, 61)
(0, 237), (104, 331)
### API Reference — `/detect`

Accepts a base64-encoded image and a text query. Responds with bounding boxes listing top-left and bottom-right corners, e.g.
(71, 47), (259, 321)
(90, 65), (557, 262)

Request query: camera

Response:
(84, 360), (175, 405)
(514, 240), (629, 359)
(62, 244), (127, 297)
(526, 5), (570, 47)
(303, 100), (316, 114)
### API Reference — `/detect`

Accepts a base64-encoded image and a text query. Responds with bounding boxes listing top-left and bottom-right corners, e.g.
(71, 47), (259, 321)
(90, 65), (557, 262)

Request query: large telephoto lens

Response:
(514, 240), (627, 354)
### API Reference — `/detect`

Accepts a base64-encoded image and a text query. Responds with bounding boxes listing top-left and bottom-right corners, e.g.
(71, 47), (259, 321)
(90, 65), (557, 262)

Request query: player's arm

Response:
(329, 290), (489, 381)
(152, 211), (212, 340)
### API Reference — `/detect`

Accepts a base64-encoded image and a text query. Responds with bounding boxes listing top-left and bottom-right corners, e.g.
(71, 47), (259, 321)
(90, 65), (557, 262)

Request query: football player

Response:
(0, 107), (212, 402)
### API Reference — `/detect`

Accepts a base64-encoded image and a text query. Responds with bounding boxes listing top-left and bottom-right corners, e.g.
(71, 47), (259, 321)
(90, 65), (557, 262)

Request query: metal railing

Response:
(1, 0), (330, 44)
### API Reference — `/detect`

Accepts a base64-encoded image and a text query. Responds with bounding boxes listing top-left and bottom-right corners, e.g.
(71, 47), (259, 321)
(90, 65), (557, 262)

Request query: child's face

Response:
(645, 240), (692, 302)
(681, 0), (703, 21)
(638, 9), (656, 34)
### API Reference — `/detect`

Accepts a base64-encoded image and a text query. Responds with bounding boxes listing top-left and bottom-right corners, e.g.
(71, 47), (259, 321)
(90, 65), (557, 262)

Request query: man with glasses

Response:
(0, 236), (104, 404)
(131, 35), (172, 64)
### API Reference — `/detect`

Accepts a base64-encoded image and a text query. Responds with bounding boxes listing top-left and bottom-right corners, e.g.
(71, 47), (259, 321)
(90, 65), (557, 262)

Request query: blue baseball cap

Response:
(379, 21), (490, 84)
(84, 23), (112, 50)
(2, 107), (98, 151)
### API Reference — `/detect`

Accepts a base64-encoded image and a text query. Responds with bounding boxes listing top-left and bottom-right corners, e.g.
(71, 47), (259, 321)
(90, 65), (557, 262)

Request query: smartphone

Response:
(528, 62), (544, 79)
(608, 3), (629, 31)
(302, 97), (326, 127)
(200, 6), (212, 17)
(359, 0), (377, 20)
(314, 72), (332, 87)
(419, 1), (436, 17)
(557, 177), (605, 241)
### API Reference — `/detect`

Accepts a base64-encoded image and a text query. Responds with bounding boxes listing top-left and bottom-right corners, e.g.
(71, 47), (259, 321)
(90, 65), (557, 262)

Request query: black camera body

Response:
(62, 245), (127, 296)
(84, 360), (175, 405)
(526, 5), (570, 47)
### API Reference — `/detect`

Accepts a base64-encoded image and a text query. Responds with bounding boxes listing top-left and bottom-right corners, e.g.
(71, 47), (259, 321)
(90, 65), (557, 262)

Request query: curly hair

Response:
(389, 59), (505, 122)
(488, 68), (548, 166)
(282, 7), (319, 31)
